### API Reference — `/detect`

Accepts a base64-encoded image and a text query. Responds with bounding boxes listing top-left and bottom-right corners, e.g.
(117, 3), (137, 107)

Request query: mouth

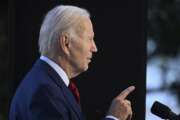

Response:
(88, 56), (92, 59)
(87, 57), (92, 62)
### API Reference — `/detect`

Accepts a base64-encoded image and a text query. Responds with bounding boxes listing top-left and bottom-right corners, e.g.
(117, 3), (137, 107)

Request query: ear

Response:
(58, 33), (70, 56)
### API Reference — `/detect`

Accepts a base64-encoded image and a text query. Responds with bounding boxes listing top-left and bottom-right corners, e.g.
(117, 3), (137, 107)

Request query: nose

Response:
(91, 40), (98, 53)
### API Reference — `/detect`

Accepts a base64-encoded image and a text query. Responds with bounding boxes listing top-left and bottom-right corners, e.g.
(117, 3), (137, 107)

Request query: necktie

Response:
(68, 81), (80, 104)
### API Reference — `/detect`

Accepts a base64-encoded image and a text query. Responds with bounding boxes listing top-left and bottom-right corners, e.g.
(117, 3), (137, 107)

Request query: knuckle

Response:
(115, 97), (123, 102)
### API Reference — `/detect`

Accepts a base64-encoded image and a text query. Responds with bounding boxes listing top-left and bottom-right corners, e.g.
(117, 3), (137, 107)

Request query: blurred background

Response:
(146, 0), (180, 119)
(0, 0), (179, 120)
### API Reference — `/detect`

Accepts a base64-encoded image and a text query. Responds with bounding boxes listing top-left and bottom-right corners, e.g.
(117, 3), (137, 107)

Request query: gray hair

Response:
(38, 5), (90, 57)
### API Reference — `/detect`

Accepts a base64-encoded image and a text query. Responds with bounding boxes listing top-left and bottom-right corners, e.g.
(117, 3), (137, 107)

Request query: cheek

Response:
(71, 48), (86, 65)
(70, 41), (90, 62)
(75, 46), (89, 59)
(76, 49), (89, 63)
(77, 51), (87, 63)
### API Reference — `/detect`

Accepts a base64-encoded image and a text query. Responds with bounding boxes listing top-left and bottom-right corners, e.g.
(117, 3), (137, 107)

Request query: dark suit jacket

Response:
(9, 59), (114, 120)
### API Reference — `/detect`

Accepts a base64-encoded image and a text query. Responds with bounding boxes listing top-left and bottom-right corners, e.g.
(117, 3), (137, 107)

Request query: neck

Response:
(51, 56), (79, 79)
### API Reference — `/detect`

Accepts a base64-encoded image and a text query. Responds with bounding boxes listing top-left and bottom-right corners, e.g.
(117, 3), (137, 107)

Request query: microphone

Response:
(151, 101), (180, 120)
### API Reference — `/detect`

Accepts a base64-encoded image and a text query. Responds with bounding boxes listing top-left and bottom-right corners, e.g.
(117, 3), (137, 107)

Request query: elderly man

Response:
(9, 5), (135, 120)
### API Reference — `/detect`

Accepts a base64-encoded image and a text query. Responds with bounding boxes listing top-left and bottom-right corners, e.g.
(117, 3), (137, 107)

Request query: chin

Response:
(76, 63), (89, 73)
(81, 65), (89, 72)
(84, 66), (89, 71)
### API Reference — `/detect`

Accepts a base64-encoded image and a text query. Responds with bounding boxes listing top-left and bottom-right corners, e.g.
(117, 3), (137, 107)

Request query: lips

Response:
(87, 57), (92, 62)
(87, 57), (92, 60)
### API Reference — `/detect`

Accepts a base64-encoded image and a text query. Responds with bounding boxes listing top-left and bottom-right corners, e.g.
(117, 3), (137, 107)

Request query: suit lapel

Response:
(36, 59), (82, 119)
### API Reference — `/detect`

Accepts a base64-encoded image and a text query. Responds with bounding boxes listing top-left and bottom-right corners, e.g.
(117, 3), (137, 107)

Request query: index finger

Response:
(117, 86), (135, 100)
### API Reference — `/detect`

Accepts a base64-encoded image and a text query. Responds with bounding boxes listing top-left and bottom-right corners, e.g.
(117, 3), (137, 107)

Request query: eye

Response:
(87, 36), (94, 42)
(89, 37), (94, 41)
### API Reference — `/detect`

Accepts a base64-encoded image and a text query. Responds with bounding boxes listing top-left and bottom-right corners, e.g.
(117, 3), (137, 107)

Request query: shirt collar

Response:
(40, 55), (69, 86)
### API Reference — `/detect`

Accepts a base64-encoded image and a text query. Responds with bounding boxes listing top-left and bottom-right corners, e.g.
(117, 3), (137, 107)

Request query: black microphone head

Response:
(151, 101), (171, 119)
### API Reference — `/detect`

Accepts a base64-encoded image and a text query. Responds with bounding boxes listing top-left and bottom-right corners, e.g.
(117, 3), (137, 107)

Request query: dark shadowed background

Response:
(1, 0), (146, 120)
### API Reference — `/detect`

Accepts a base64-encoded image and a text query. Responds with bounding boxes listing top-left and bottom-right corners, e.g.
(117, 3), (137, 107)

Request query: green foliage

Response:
(148, 0), (180, 56)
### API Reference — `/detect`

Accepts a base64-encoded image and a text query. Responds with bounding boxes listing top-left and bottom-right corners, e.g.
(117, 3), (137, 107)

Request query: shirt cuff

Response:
(106, 115), (119, 120)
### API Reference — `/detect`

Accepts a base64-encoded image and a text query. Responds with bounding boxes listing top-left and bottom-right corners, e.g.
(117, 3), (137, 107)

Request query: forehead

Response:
(78, 17), (94, 37)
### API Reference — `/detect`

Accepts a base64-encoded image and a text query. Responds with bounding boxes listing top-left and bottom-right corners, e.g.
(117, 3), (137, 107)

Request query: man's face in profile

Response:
(68, 17), (98, 73)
